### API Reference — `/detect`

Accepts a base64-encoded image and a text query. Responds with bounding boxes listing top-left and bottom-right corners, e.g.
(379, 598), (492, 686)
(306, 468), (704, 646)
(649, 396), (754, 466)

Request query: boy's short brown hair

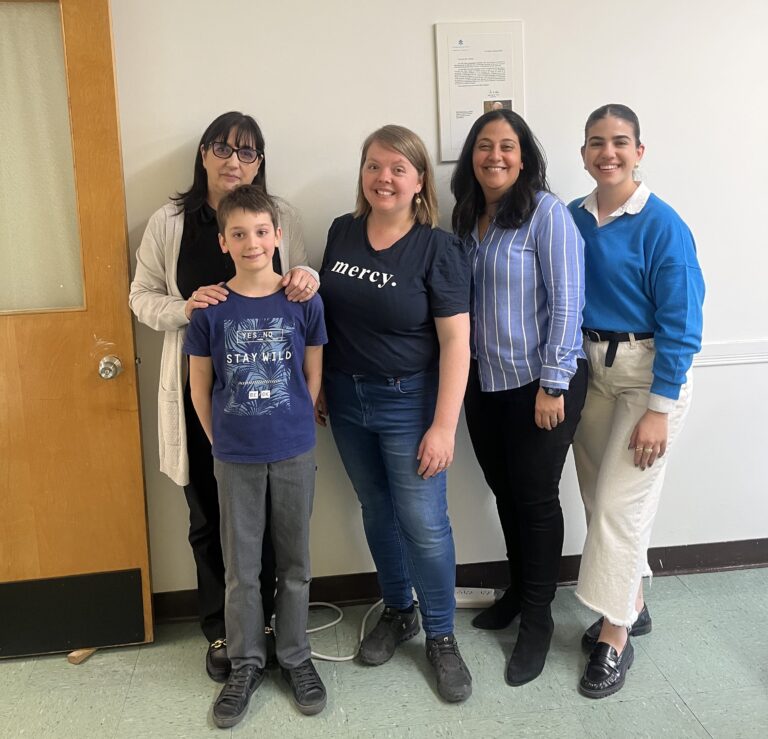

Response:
(217, 185), (279, 233)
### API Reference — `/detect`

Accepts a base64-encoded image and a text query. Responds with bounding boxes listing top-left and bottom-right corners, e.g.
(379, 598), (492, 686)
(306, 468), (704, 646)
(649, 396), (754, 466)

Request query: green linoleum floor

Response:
(2, 568), (766, 738)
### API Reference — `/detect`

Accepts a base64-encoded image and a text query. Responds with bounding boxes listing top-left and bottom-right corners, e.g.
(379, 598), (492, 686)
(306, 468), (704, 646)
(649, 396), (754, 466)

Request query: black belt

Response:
(583, 329), (654, 368)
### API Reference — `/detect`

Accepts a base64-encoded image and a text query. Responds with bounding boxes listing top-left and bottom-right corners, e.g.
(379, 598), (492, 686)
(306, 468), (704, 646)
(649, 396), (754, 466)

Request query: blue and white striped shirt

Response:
(469, 191), (585, 392)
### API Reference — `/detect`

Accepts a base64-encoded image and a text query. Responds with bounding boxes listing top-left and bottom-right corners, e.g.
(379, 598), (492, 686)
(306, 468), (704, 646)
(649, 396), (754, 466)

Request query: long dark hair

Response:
(451, 110), (549, 238)
(172, 111), (267, 213)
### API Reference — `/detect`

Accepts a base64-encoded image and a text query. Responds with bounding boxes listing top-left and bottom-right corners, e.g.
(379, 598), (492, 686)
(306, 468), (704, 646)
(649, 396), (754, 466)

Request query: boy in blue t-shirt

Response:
(183, 186), (327, 728)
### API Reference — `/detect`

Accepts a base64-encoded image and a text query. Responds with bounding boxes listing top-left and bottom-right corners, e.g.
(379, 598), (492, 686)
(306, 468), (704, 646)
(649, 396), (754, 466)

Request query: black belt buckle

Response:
(584, 328), (653, 369)
(583, 328), (617, 367)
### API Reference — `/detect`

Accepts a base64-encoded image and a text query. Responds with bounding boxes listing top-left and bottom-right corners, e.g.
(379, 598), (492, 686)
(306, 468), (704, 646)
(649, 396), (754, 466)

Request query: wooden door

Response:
(0, 0), (152, 657)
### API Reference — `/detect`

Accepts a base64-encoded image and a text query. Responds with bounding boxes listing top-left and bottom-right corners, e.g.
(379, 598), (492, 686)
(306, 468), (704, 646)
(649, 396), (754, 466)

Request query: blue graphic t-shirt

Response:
(183, 287), (327, 463)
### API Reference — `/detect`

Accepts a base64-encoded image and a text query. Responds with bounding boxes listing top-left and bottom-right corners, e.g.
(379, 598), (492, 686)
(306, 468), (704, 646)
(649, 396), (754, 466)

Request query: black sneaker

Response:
(359, 606), (420, 666)
(281, 659), (327, 715)
(206, 638), (231, 683)
(425, 634), (472, 703)
(212, 664), (265, 728)
(581, 604), (652, 651)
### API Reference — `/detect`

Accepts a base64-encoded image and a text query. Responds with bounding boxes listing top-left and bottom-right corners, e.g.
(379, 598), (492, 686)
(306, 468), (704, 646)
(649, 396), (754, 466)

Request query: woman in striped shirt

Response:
(451, 109), (587, 686)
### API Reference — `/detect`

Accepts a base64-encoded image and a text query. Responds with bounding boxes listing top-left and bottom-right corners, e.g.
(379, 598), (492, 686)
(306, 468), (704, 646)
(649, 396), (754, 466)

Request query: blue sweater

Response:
(568, 193), (704, 401)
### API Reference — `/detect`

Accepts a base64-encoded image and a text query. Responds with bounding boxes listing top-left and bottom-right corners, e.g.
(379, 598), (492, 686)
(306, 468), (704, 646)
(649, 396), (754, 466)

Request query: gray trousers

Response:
(214, 449), (315, 669)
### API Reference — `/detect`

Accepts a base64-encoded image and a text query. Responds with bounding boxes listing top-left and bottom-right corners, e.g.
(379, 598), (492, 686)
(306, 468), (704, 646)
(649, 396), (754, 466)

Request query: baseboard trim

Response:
(152, 537), (768, 623)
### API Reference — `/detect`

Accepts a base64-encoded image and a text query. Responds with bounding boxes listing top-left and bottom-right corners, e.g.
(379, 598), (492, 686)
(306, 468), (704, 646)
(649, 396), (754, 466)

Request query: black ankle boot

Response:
(471, 588), (521, 630)
(505, 606), (554, 686)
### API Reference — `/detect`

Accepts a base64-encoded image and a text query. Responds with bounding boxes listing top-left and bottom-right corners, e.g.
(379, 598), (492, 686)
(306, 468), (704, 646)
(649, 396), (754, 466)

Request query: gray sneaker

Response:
(359, 606), (420, 665)
(426, 634), (472, 703)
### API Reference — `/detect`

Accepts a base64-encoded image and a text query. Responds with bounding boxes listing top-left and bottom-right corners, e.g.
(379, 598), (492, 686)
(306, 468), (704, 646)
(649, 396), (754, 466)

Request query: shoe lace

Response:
(430, 637), (464, 668)
(218, 667), (254, 705)
(378, 607), (416, 634)
(210, 638), (227, 649)
(380, 607), (398, 623)
(290, 662), (320, 691)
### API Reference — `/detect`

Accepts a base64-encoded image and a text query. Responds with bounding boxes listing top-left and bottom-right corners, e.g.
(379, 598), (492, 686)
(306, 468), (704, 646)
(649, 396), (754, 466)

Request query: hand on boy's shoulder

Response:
(282, 268), (319, 303)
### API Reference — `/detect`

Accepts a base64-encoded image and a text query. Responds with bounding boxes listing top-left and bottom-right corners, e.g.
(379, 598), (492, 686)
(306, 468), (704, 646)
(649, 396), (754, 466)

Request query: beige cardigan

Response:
(128, 199), (318, 486)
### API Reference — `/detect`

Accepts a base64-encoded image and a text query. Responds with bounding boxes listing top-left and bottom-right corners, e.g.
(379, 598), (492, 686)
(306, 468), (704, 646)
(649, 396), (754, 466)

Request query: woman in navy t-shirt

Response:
(318, 125), (473, 703)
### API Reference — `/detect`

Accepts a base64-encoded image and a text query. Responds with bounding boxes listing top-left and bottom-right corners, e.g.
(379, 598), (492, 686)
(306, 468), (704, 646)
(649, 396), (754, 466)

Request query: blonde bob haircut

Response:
(353, 125), (438, 228)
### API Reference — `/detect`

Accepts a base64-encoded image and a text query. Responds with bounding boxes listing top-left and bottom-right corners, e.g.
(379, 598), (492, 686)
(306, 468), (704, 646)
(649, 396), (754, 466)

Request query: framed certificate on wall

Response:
(435, 21), (525, 162)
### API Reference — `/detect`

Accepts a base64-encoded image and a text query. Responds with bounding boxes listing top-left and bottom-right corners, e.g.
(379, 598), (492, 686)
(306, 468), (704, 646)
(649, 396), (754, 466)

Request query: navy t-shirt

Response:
(183, 287), (327, 463)
(319, 214), (470, 376)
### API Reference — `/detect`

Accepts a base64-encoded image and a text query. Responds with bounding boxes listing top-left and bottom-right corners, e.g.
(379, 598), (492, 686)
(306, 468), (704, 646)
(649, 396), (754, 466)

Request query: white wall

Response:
(111, 0), (768, 593)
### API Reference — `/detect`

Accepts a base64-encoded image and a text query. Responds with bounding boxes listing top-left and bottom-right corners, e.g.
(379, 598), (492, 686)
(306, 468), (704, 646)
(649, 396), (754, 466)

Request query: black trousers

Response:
(183, 380), (276, 642)
(463, 359), (588, 609)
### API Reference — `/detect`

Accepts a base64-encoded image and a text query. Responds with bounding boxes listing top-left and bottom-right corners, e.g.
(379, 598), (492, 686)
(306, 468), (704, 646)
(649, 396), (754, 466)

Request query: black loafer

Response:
(206, 638), (231, 683)
(581, 604), (652, 651)
(578, 639), (634, 699)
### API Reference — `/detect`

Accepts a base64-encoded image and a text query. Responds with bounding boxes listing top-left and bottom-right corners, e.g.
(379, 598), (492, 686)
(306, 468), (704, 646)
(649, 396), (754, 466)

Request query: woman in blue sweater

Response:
(568, 104), (704, 699)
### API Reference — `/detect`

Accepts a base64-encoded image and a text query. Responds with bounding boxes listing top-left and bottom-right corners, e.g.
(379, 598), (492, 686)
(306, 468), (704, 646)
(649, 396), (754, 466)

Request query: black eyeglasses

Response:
(209, 141), (263, 164)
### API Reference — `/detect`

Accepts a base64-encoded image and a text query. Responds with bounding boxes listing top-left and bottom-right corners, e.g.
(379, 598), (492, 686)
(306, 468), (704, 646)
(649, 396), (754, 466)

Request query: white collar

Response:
(580, 182), (651, 224)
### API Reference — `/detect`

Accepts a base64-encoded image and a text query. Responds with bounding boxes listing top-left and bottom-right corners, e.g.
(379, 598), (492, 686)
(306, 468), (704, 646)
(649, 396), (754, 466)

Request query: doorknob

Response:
(98, 355), (123, 380)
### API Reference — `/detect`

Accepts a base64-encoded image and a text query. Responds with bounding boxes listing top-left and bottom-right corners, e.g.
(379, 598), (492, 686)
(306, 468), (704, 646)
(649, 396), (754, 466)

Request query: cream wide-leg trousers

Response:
(573, 336), (692, 627)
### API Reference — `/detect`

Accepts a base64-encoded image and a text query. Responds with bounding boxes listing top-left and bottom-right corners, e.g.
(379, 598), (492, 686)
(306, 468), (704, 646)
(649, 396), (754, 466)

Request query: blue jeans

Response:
(324, 368), (456, 637)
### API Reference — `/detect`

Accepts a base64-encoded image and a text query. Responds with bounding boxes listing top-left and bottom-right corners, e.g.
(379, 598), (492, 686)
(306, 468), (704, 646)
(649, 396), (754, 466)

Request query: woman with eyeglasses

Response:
(129, 111), (318, 683)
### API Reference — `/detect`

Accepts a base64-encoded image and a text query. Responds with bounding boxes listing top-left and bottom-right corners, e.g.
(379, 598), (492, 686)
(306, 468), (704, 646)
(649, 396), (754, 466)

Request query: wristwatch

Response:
(542, 386), (565, 398)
